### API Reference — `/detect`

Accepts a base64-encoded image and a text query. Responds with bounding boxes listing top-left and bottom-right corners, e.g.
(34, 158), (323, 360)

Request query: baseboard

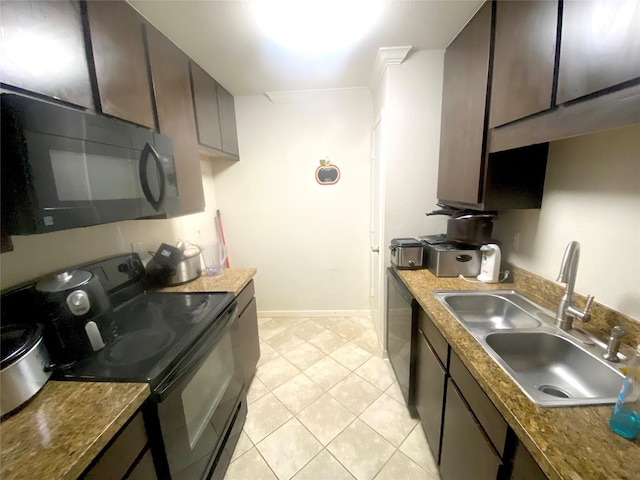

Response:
(258, 309), (372, 318)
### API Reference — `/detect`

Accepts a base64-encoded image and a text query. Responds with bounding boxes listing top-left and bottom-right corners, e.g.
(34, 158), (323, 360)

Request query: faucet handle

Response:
(567, 294), (595, 323)
(610, 325), (628, 339)
(603, 325), (628, 362)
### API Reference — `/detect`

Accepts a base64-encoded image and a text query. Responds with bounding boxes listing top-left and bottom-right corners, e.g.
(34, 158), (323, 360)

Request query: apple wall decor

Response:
(315, 158), (340, 185)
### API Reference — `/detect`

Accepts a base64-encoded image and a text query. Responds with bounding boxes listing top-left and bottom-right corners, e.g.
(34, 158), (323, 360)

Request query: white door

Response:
(370, 113), (386, 351)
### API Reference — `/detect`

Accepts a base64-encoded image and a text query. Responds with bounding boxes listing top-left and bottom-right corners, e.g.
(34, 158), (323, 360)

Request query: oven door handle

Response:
(154, 302), (239, 401)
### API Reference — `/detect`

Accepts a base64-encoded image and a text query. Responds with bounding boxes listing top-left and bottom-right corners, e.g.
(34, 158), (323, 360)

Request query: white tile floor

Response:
(224, 316), (441, 480)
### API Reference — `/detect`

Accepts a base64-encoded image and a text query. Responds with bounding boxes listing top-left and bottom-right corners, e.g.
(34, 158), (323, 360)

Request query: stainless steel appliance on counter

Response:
(146, 243), (202, 286)
(0, 323), (51, 417)
(389, 238), (426, 270)
(421, 235), (481, 278)
(1, 254), (245, 479)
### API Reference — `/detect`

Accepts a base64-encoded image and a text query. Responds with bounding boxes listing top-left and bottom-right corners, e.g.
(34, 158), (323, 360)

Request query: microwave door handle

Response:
(139, 142), (166, 211)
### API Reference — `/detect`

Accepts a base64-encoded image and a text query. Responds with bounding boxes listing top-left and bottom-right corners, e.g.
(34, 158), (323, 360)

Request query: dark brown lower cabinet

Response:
(414, 308), (547, 480)
(414, 328), (447, 461)
(82, 410), (157, 480)
(511, 442), (547, 480)
(440, 379), (502, 480)
(236, 281), (260, 385)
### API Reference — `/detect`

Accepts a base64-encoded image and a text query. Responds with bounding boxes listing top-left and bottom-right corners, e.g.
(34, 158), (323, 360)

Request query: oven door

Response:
(155, 302), (244, 480)
(386, 267), (418, 406)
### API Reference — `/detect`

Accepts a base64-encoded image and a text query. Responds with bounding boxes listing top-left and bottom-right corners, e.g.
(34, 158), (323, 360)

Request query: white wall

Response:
(371, 49), (450, 347)
(0, 161), (220, 289)
(493, 124), (640, 321)
(381, 50), (450, 266)
(212, 93), (373, 313)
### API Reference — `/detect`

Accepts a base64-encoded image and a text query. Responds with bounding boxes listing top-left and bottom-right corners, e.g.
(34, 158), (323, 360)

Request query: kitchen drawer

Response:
(236, 280), (255, 315)
(83, 411), (148, 479)
(440, 379), (502, 480)
(415, 329), (447, 461)
(418, 308), (448, 367)
(449, 350), (508, 456)
(126, 448), (157, 480)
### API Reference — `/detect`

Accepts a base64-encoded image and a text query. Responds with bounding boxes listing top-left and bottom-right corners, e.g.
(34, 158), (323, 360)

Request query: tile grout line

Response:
(236, 317), (431, 480)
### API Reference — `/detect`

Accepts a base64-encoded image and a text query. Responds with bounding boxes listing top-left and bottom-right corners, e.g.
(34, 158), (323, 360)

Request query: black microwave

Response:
(1, 94), (181, 235)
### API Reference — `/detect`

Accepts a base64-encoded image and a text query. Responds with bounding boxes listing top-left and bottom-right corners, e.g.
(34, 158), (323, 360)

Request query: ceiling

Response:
(128, 1), (483, 96)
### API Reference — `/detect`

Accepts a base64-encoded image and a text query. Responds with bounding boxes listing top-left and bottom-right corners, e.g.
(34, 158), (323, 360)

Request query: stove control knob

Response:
(67, 290), (91, 316)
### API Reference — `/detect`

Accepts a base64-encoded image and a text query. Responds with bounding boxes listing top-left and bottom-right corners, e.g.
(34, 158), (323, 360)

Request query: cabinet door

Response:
(557, 0), (640, 104)
(415, 330), (447, 462)
(145, 25), (205, 215)
(0, 1), (93, 109)
(85, 0), (155, 129)
(436, 2), (492, 206)
(510, 441), (547, 480)
(217, 84), (239, 157)
(440, 379), (502, 480)
(489, 1), (558, 127)
(84, 412), (149, 480)
(190, 62), (223, 151)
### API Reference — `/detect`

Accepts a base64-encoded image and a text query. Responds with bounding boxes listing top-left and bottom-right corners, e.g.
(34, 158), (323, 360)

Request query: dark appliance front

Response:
(1, 94), (181, 235)
(386, 267), (417, 408)
(1, 254), (245, 480)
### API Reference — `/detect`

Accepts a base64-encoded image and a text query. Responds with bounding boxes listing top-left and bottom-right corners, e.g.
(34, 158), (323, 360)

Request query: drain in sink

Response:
(538, 385), (571, 398)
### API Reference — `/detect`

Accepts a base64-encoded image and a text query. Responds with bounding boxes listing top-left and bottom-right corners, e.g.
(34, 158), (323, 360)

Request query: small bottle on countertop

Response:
(609, 344), (640, 440)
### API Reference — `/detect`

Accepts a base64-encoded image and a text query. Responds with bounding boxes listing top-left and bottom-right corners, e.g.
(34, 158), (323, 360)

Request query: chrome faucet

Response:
(555, 241), (594, 331)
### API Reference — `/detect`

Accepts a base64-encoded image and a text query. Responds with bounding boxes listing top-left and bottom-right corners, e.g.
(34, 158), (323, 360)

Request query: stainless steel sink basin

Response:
(434, 290), (625, 407)
(443, 293), (542, 330)
(485, 331), (623, 405)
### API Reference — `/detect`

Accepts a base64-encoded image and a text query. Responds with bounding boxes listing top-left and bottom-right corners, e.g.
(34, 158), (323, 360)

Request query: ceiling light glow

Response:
(253, 0), (382, 54)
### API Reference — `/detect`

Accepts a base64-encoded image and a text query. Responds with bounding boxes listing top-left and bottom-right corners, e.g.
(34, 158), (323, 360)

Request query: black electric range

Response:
(2, 253), (246, 479)
(56, 290), (236, 390)
(33, 253), (236, 389)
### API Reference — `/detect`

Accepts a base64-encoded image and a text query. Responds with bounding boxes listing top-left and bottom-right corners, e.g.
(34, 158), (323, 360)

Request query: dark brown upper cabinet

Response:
(437, 2), (492, 206)
(557, 0), (640, 104)
(190, 62), (240, 159)
(436, 2), (548, 211)
(217, 84), (239, 157)
(190, 62), (223, 151)
(489, 0), (640, 153)
(0, 1), (93, 109)
(85, 1), (155, 129)
(145, 24), (205, 215)
(489, 1), (558, 128)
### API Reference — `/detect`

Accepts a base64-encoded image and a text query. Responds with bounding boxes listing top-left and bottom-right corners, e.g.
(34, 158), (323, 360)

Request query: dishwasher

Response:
(386, 267), (418, 407)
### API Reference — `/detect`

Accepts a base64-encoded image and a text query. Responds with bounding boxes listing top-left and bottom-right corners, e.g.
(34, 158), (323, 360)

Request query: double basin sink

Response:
(434, 290), (625, 407)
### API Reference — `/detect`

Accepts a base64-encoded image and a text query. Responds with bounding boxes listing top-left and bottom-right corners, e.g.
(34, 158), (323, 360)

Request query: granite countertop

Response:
(161, 267), (257, 295)
(396, 267), (640, 480)
(0, 381), (149, 480)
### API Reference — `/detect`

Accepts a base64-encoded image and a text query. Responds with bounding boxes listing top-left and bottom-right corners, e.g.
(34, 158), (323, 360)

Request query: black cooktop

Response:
(55, 290), (235, 388)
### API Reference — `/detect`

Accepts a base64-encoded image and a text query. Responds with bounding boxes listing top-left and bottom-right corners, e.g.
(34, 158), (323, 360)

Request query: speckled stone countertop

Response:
(161, 267), (257, 295)
(0, 381), (149, 480)
(396, 267), (640, 480)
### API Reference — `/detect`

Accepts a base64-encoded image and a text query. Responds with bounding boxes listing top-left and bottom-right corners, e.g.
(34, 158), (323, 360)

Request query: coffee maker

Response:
(35, 270), (116, 368)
